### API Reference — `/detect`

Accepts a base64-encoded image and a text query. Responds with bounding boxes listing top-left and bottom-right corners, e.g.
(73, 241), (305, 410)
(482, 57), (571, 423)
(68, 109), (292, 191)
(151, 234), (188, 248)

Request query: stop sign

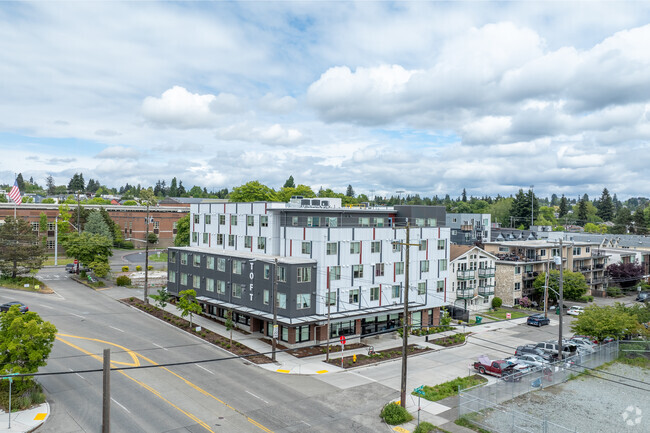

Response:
(339, 335), (346, 345)
(74, 259), (78, 264)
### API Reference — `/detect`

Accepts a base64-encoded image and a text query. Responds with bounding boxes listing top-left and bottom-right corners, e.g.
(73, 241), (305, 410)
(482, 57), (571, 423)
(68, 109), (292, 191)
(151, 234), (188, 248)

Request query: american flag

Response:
(8, 179), (22, 205)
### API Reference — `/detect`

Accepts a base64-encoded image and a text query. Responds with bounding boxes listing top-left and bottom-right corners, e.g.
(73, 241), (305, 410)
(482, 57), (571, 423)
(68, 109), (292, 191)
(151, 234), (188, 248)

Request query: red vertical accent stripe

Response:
(303, 227), (306, 240)
(327, 267), (330, 289)
(373, 227), (375, 240)
(359, 241), (362, 264)
(393, 263), (396, 282)
(290, 240), (292, 256)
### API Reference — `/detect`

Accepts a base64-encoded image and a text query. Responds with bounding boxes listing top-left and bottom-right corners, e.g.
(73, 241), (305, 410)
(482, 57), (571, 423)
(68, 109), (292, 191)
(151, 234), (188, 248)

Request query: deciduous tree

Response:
(533, 270), (588, 301)
(174, 214), (190, 246)
(176, 289), (202, 329)
(571, 305), (639, 342)
(606, 262), (644, 288)
(229, 181), (278, 202)
(0, 217), (47, 278)
(60, 232), (113, 267)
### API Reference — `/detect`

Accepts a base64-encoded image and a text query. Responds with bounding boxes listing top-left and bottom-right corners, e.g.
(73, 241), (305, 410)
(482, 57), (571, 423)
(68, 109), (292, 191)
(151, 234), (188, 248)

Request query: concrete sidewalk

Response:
(0, 403), (49, 433)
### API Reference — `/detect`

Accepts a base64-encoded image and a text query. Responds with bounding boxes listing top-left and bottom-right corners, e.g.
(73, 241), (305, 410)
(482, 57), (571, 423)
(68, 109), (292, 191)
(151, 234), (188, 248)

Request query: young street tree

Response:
(0, 217), (47, 278)
(225, 310), (235, 346)
(0, 306), (57, 393)
(533, 270), (588, 301)
(176, 289), (202, 329)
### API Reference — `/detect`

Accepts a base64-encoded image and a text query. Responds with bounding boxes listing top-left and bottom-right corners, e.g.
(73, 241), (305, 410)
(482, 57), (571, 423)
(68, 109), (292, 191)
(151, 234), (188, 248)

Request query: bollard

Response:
(353, 354), (357, 363)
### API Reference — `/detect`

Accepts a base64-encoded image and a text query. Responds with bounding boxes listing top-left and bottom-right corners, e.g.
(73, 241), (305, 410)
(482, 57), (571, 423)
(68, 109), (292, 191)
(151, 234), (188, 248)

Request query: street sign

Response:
(506, 313), (512, 319)
(272, 325), (278, 339)
(414, 385), (425, 396)
(339, 335), (346, 345)
(74, 259), (78, 264)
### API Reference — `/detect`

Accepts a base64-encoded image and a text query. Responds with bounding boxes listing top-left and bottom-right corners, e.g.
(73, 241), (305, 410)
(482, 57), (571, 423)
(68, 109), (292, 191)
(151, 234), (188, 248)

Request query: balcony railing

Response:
(478, 268), (496, 278)
(457, 289), (475, 299)
(478, 285), (495, 297)
(523, 271), (540, 280)
(460, 224), (474, 231)
(457, 270), (476, 280)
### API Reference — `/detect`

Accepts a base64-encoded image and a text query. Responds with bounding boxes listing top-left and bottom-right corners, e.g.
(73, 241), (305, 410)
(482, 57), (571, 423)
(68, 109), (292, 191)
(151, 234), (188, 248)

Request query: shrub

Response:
(116, 275), (132, 286)
(578, 295), (594, 302)
(136, 265), (142, 271)
(122, 266), (129, 272)
(414, 421), (435, 433)
(148, 265), (154, 271)
(519, 297), (531, 308)
(607, 287), (623, 298)
(380, 403), (413, 425)
(492, 297), (503, 309)
(92, 281), (106, 288)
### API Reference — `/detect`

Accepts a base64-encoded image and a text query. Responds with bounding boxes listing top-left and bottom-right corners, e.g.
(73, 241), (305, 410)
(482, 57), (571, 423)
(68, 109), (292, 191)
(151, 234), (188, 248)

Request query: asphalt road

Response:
(2, 268), (394, 433)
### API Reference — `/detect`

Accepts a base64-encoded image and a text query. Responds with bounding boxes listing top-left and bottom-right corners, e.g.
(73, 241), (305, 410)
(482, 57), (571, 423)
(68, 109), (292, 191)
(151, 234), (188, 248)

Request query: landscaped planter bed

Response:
(326, 344), (431, 368)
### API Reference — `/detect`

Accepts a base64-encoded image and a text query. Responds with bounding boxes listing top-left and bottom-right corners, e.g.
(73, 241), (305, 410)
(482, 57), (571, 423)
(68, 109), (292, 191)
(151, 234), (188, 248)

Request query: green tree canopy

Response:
(558, 195), (568, 218)
(0, 306), (57, 393)
(61, 232), (113, 265)
(174, 214), (190, 247)
(176, 289), (202, 329)
(84, 210), (113, 241)
(276, 184), (316, 202)
(570, 305), (639, 342)
(533, 270), (588, 301)
(283, 175), (295, 189)
(0, 217), (47, 278)
(229, 181), (278, 202)
(596, 188), (614, 221)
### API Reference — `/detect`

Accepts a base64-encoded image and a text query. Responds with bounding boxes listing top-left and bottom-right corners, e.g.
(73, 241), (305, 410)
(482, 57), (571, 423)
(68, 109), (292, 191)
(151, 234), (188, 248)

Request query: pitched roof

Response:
(450, 245), (473, 261)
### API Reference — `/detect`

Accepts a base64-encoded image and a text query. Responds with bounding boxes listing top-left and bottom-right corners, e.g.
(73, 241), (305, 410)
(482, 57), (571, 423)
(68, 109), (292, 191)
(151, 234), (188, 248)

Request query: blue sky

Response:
(1, 1), (650, 200)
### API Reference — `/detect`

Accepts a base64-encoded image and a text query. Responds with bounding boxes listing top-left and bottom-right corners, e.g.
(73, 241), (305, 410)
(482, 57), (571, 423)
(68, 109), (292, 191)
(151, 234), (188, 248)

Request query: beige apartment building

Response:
(483, 240), (608, 306)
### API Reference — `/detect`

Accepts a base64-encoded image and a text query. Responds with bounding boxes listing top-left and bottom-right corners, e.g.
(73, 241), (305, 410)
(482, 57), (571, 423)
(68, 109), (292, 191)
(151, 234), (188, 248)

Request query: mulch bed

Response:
(429, 333), (469, 347)
(121, 297), (272, 364)
(326, 344), (432, 368)
(259, 338), (365, 358)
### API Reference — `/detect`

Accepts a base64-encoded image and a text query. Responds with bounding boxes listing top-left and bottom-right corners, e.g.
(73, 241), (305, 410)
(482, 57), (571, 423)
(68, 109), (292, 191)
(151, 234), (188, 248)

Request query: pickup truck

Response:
(473, 356), (521, 381)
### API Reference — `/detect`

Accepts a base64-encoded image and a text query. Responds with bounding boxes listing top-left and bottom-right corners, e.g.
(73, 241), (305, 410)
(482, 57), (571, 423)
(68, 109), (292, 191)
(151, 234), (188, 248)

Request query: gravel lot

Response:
(477, 363), (649, 432)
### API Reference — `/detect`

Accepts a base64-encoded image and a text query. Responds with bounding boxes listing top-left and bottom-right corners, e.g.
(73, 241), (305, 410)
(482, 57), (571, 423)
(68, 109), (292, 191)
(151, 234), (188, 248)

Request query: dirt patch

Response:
(326, 344), (432, 368)
(121, 297), (272, 364)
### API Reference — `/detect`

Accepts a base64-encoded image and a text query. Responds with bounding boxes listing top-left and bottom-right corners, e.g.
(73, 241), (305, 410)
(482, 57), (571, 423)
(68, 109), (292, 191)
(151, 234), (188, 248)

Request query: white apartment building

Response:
(449, 245), (497, 312)
(167, 198), (451, 346)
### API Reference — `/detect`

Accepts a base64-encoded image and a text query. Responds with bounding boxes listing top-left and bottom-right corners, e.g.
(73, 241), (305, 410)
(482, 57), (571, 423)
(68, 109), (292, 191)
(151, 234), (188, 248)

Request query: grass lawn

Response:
(0, 276), (49, 292)
(42, 256), (74, 266)
(414, 374), (487, 402)
(481, 309), (528, 320)
(149, 252), (168, 262)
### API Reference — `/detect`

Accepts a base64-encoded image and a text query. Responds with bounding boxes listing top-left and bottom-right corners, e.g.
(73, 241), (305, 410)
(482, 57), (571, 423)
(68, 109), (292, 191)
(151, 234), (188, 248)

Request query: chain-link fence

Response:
(459, 341), (620, 433)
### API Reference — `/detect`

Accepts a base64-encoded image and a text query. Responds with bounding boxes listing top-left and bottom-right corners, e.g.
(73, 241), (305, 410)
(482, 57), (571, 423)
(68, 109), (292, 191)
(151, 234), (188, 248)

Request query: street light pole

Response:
(272, 257), (278, 362)
(530, 185), (534, 229)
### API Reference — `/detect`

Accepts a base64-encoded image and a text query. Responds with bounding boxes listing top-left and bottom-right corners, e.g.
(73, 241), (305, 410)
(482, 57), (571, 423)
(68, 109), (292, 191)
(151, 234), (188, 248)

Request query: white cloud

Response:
(216, 122), (306, 146)
(258, 93), (297, 113)
(141, 86), (218, 129)
(95, 146), (141, 159)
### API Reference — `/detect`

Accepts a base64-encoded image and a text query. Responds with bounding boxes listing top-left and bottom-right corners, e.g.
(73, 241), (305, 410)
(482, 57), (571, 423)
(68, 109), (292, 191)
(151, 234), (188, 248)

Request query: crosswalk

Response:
(38, 274), (69, 281)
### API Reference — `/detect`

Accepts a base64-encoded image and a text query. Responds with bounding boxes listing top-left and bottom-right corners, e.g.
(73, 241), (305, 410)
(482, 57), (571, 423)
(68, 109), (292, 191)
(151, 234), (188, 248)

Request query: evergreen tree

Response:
(29, 176), (34, 184)
(154, 180), (163, 196)
(559, 195), (568, 218)
(582, 193), (589, 203)
(613, 194), (621, 213)
(169, 177), (178, 197)
(596, 188), (614, 221)
(632, 208), (647, 234)
(84, 210), (113, 241)
(283, 175), (295, 189)
(577, 199), (588, 225)
(509, 188), (537, 229)
(67, 173), (85, 191)
(0, 217), (47, 278)
(178, 181), (186, 196)
(612, 207), (632, 234)
(46, 175), (56, 195)
(550, 194), (559, 206)
(462, 188), (467, 202)
(346, 185), (355, 197)
(16, 173), (25, 191)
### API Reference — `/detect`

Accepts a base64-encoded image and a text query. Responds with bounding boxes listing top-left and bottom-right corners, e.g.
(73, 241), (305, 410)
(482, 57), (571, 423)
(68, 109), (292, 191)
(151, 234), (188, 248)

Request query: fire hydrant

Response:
(353, 354), (357, 363)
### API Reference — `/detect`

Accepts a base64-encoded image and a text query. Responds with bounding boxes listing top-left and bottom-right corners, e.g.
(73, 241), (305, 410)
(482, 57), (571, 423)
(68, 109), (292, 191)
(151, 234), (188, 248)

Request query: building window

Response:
(552, 248), (560, 257)
(371, 241), (381, 253)
(297, 294), (311, 309)
(46, 240), (55, 249)
(233, 260), (243, 274)
(359, 217), (370, 227)
(330, 266), (341, 281)
(353, 265), (363, 279)
(276, 293), (287, 309)
(263, 289), (269, 305)
(375, 218), (385, 227)
(392, 285), (401, 298)
(437, 280), (444, 293)
(48, 222), (56, 231)
(219, 214), (225, 225)
(244, 236), (252, 249)
(328, 217), (338, 227)
(228, 235), (235, 247)
(229, 215), (237, 226)
(216, 234), (224, 245)
(370, 286), (379, 301)
(217, 280), (226, 295)
(302, 241), (311, 255)
(207, 256), (214, 270)
(193, 275), (201, 289)
(297, 267), (311, 283)
(247, 215), (254, 226)
(264, 264), (270, 279)
(418, 282), (426, 295)
(192, 232), (198, 243)
(515, 282), (521, 291)
(326, 242), (338, 255)
(420, 260), (429, 272)
(350, 242), (360, 254)
(296, 325), (310, 342)
(206, 278), (214, 292)
(392, 242), (400, 252)
(193, 214), (199, 224)
(258, 237), (266, 250)
(375, 263), (384, 277)
(193, 254), (201, 267)
(170, 251), (177, 262)
(307, 216), (320, 227)
(349, 289), (359, 304)
(437, 240), (445, 250)
(217, 258), (226, 272)
(586, 247), (591, 253)
(515, 266), (521, 274)
(419, 240), (427, 251)
(438, 259), (448, 271)
(169, 270), (176, 283)
(181, 253), (188, 265)
(415, 218), (425, 227)
(327, 291), (337, 305)
(180, 273), (188, 285)
(260, 215), (268, 227)
(292, 216), (299, 226)
(277, 266), (286, 282)
(395, 262), (404, 275)
(232, 283), (243, 298)
(540, 249), (546, 256)
(428, 218), (437, 227)
(205, 215), (211, 224)
(573, 247), (582, 255)
(202, 233), (209, 244)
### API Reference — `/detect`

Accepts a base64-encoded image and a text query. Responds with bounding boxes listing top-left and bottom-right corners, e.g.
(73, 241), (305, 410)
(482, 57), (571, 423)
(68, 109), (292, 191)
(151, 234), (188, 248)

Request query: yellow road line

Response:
(316, 370), (328, 374)
(276, 369), (290, 373)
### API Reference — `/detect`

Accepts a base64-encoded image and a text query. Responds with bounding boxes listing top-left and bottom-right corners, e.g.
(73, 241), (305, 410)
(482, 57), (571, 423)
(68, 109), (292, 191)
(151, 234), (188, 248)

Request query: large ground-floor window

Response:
(330, 320), (356, 338)
(360, 314), (399, 335)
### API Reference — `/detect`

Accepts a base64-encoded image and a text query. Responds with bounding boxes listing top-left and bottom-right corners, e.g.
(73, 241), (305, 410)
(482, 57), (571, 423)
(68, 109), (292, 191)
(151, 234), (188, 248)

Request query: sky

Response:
(1, 1), (650, 201)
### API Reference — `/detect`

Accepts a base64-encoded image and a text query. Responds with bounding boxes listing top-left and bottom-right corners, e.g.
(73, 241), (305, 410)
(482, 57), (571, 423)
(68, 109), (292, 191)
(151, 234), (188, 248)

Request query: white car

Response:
(514, 354), (550, 368)
(567, 306), (584, 316)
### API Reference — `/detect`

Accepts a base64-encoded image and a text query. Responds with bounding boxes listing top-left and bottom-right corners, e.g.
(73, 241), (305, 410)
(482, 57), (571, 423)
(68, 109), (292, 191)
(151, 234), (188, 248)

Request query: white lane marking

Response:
(245, 390), (269, 404)
(109, 326), (124, 333)
(153, 343), (168, 351)
(111, 398), (131, 413)
(350, 371), (378, 383)
(69, 368), (84, 380)
(195, 364), (214, 375)
(70, 313), (84, 319)
(37, 304), (54, 309)
(301, 421), (312, 427)
(50, 289), (65, 300)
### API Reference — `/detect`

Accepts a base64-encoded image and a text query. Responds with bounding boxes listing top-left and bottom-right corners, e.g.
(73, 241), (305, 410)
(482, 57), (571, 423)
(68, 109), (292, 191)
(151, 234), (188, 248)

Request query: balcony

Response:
(478, 267), (495, 278)
(591, 250), (608, 258)
(478, 285), (495, 297)
(457, 270), (476, 280)
(457, 289), (475, 299)
(460, 224), (473, 231)
(522, 271), (540, 280)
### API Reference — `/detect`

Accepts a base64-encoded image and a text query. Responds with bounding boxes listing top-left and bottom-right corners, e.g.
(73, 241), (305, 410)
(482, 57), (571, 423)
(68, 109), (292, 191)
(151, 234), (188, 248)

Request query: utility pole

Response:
(272, 257), (279, 362)
(326, 274), (331, 363)
(102, 348), (110, 433)
(144, 202), (150, 304)
(530, 185), (534, 228)
(393, 223), (419, 408)
(76, 190), (81, 274)
(557, 239), (564, 361)
(54, 216), (58, 266)
(544, 251), (550, 318)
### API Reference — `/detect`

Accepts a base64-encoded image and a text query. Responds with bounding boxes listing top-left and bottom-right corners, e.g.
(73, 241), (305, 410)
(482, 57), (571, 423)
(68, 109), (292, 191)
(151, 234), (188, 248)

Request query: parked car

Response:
(0, 301), (29, 313)
(567, 306), (584, 316)
(512, 354), (550, 369)
(570, 337), (598, 349)
(473, 356), (521, 381)
(636, 292), (649, 302)
(515, 345), (553, 361)
(535, 341), (578, 358)
(65, 263), (75, 273)
(527, 313), (551, 327)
